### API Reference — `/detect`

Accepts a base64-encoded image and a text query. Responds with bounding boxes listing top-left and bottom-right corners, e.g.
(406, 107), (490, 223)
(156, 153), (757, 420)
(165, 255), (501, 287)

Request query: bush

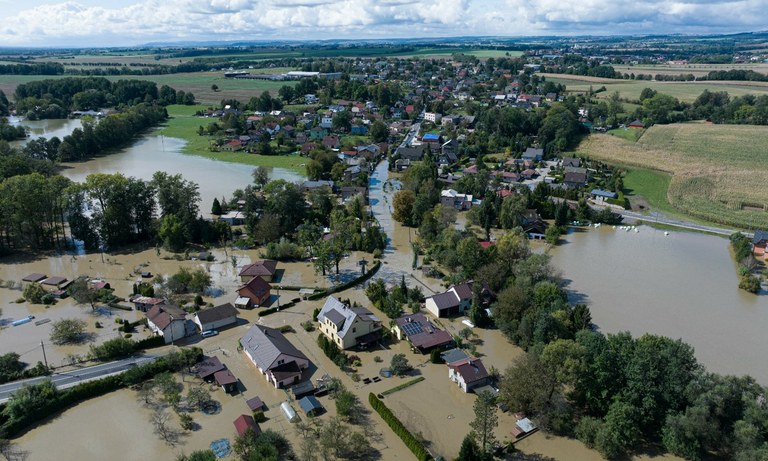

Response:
(89, 337), (135, 361)
(368, 393), (430, 461)
(23, 283), (46, 304)
(430, 349), (443, 364)
(739, 274), (761, 293)
(317, 335), (349, 370)
(253, 411), (267, 423)
(258, 307), (278, 317)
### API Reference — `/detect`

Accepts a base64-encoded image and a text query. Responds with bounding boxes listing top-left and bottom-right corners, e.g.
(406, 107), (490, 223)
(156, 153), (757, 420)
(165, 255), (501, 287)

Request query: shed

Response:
(298, 395), (324, 416)
(280, 401), (299, 422)
(214, 370), (238, 393)
(233, 414), (261, 437)
(291, 380), (316, 399)
(246, 396), (264, 412)
(196, 356), (225, 381)
(22, 273), (47, 283)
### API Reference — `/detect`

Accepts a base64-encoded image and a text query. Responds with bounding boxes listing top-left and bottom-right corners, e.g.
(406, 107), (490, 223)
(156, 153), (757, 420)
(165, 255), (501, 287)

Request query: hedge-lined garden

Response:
(368, 393), (431, 461)
(0, 347), (202, 439)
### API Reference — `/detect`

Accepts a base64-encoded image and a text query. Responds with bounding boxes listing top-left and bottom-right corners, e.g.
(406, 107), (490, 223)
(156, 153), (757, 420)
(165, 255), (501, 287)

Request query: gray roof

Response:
(317, 296), (380, 340)
(196, 303), (238, 325)
(240, 325), (308, 372)
(753, 230), (768, 245)
(441, 348), (469, 364)
(396, 145), (426, 161)
(591, 189), (618, 199)
(522, 147), (543, 161)
(429, 291), (460, 311)
(299, 395), (323, 414)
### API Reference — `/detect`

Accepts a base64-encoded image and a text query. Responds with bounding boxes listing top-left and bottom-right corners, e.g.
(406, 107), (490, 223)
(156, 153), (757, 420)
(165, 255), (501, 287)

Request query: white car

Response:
(201, 330), (219, 338)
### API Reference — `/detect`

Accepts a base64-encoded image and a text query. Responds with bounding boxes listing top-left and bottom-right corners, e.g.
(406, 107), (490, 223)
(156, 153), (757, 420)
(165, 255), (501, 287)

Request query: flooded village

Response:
(2, 44), (768, 461)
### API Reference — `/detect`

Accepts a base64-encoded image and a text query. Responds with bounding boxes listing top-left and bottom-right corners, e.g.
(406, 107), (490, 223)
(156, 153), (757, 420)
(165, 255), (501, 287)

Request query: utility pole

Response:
(40, 340), (48, 369)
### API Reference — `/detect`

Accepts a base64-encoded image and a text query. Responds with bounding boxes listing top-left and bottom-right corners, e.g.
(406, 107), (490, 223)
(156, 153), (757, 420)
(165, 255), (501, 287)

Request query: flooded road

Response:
(552, 226), (768, 383)
(10, 116), (82, 143)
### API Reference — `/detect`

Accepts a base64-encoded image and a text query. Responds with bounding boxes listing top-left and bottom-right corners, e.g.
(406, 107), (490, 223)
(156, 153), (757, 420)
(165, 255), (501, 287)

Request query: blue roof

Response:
(423, 133), (440, 141)
(299, 395), (323, 414)
(591, 189), (618, 199)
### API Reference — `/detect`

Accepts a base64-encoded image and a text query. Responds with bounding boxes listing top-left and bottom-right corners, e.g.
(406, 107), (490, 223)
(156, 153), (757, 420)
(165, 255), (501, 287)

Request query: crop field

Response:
(544, 73), (768, 102)
(578, 123), (768, 229)
(612, 63), (768, 78)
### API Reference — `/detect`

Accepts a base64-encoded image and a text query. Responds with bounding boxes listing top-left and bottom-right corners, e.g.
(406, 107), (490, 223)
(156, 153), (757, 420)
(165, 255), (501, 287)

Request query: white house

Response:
(448, 357), (491, 393)
(193, 303), (238, 332)
(146, 305), (188, 344)
(317, 296), (383, 350)
(424, 112), (442, 123)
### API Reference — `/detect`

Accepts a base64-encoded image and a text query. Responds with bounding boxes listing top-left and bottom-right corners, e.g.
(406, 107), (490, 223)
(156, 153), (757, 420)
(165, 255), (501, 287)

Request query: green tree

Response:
(252, 166), (269, 189)
(211, 198), (222, 215)
(49, 318), (88, 345)
(369, 120), (389, 142)
(390, 354), (411, 376)
(393, 190), (416, 226)
(470, 390), (498, 455)
(23, 282), (46, 303)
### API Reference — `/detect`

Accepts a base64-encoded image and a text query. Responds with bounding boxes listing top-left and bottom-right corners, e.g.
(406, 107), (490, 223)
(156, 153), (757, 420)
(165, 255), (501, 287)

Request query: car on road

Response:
(201, 330), (219, 338)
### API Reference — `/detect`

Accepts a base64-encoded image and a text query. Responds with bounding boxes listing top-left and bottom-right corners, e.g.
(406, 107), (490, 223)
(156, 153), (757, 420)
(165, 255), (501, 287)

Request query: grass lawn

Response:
(158, 105), (306, 173)
(577, 124), (768, 229)
(607, 127), (644, 142)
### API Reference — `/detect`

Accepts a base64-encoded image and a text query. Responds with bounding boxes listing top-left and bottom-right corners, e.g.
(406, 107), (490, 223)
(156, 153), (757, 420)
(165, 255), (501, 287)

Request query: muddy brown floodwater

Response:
(552, 225), (768, 384)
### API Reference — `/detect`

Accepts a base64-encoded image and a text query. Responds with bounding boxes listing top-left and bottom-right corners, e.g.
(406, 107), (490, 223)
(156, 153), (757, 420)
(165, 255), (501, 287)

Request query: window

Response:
(278, 359), (284, 365)
(352, 327), (356, 333)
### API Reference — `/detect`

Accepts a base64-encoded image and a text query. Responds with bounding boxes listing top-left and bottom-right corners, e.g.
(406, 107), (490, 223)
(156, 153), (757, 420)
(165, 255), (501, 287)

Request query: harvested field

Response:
(579, 123), (768, 228)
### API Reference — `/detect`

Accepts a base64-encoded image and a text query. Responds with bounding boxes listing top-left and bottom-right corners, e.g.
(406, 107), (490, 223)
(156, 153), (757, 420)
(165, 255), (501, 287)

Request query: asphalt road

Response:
(0, 355), (158, 403)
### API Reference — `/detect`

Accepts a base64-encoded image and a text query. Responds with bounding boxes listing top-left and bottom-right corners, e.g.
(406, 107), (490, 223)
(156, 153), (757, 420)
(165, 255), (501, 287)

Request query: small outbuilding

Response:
(196, 356), (226, 382)
(246, 396), (264, 412)
(233, 414), (261, 437)
(280, 401), (299, 423)
(22, 273), (47, 284)
(298, 395), (324, 416)
(214, 370), (239, 393)
(194, 303), (238, 332)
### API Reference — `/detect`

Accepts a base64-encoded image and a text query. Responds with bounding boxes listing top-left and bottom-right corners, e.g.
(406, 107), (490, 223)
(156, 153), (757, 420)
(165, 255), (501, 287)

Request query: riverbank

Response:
(157, 105), (306, 174)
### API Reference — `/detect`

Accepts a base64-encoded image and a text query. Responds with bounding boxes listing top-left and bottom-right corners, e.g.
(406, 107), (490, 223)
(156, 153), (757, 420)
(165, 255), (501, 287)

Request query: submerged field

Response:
(579, 123), (768, 229)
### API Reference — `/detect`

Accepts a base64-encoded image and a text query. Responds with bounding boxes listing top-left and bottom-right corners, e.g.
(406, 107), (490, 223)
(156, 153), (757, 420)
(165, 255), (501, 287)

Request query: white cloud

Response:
(0, 0), (765, 46)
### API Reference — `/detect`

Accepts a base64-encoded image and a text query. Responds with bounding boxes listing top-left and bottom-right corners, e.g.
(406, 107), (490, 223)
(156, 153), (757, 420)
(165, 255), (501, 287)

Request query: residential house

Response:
(520, 168), (537, 180)
(317, 296), (383, 350)
(437, 151), (458, 168)
(239, 260), (278, 282)
(22, 273), (47, 286)
(131, 296), (165, 312)
(562, 157), (581, 168)
(236, 276), (271, 309)
(320, 115), (333, 130)
(309, 127), (327, 141)
(421, 133), (441, 145)
(219, 211), (245, 226)
(424, 112), (442, 123)
(753, 230), (768, 258)
(448, 357), (491, 393)
(222, 139), (244, 152)
(304, 94), (319, 104)
(563, 171), (588, 189)
(395, 145), (426, 162)
(521, 147), (544, 162)
(350, 125), (368, 135)
(343, 165), (362, 181)
(424, 281), (493, 318)
(521, 209), (548, 240)
(392, 313), (453, 353)
(240, 325), (310, 388)
(322, 135), (340, 150)
(440, 189), (479, 211)
(394, 158), (411, 171)
(628, 119), (645, 129)
(339, 186), (367, 205)
(591, 189), (618, 203)
(41, 276), (69, 291)
(194, 303), (239, 332)
(301, 180), (334, 193)
(146, 304), (188, 344)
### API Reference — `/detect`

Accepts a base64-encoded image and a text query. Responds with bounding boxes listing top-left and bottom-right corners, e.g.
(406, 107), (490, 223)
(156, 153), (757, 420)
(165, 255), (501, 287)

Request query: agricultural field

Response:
(612, 62), (768, 78)
(578, 123), (768, 229)
(158, 104), (306, 172)
(544, 73), (768, 102)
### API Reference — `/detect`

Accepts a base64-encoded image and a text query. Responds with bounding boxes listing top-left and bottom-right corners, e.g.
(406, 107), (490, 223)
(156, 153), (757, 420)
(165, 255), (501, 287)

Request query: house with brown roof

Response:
(563, 171), (588, 189)
(392, 313), (453, 353)
(236, 276), (271, 308)
(215, 369), (239, 393)
(317, 296), (383, 350)
(238, 260), (278, 282)
(146, 304), (188, 344)
(424, 281), (494, 318)
(240, 325), (310, 388)
(628, 119), (645, 129)
(194, 303), (239, 332)
(196, 356), (226, 382)
(322, 135), (340, 149)
(22, 273), (47, 285)
(131, 295), (166, 312)
(448, 357), (491, 393)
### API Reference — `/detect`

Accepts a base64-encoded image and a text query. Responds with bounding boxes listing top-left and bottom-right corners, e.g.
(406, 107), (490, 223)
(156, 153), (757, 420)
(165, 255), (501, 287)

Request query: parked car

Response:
(201, 330), (219, 338)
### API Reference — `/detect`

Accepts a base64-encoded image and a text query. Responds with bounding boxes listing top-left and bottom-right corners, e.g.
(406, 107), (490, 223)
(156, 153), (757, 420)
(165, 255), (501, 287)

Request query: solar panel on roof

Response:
(401, 322), (424, 337)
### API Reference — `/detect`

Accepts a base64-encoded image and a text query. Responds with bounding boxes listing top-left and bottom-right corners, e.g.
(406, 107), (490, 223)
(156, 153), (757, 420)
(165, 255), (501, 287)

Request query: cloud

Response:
(0, 0), (765, 46)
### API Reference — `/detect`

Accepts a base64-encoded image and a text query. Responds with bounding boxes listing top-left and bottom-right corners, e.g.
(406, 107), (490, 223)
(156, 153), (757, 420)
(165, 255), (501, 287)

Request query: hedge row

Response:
(133, 335), (166, 350)
(0, 347), (202, 439)
(381, 377), (425, 397)
(368, 393), (431, 461)
(307, 260), (382, 301)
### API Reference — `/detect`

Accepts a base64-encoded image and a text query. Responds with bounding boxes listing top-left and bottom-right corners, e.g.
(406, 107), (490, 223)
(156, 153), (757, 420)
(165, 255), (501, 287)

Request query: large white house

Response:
(241, 325), (310, 388)
(317, 296), (383, 350)
(146, 304), (188, 344)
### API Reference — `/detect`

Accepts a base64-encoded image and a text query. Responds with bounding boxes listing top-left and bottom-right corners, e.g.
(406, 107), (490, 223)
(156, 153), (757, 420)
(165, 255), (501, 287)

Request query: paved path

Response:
(0, 355), (158, 403)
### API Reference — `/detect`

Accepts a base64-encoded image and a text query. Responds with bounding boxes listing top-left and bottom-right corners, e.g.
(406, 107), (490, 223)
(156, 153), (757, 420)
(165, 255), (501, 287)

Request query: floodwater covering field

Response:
(552, 225), (768, 383)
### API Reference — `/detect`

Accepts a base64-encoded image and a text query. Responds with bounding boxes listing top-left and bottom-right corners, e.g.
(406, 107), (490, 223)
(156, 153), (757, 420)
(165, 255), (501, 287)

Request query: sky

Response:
(0, 0), (766, 47)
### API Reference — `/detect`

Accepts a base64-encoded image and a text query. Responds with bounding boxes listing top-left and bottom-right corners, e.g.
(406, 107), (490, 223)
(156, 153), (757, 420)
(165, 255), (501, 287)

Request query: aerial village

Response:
(2, 43), (768, 461)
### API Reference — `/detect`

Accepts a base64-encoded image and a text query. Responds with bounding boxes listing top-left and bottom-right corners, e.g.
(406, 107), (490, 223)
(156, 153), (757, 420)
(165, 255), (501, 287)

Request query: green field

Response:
(578, 124), (768, 229)
(158, 105), (306, 173)
(607, 127), (644, 142)
(545, 74), (768, 102)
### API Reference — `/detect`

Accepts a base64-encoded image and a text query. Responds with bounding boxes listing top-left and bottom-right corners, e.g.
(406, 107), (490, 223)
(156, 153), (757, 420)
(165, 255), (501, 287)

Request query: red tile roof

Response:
(233, 414), (261, 437)
(239, 260), (277, 278)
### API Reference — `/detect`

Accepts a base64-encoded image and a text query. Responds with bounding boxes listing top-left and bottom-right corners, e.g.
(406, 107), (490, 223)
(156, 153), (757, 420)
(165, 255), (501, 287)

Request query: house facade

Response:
(241, 325), (310, 388)
(448, 357), (491, 393)
(146, 304), (188, 344)
(236, 276), (271, 308)
(317, 296), (383, 350)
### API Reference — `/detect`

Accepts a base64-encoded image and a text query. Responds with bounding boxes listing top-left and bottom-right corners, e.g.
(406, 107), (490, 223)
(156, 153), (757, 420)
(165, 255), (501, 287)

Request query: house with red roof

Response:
(448, 357), (491, 393)
(236, 276), (271, 309)
(233, 414), (261, 437)
(392, 313), (453, 353)
(238, 260), (278, 282)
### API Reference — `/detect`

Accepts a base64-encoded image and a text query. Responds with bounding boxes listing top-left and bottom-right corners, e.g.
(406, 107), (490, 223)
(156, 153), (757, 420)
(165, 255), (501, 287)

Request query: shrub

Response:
(430, 349), (443, 364)
(368, 393), (430, 461)
(253, 411), (267, 423)
(22, 283), (46, 304)
(258, 307), (278, 317)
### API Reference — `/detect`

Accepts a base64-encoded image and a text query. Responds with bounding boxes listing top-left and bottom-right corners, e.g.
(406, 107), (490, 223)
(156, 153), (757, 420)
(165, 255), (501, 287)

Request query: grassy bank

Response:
(578, 124), (768, 229)
(157, 105), (306, 173)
